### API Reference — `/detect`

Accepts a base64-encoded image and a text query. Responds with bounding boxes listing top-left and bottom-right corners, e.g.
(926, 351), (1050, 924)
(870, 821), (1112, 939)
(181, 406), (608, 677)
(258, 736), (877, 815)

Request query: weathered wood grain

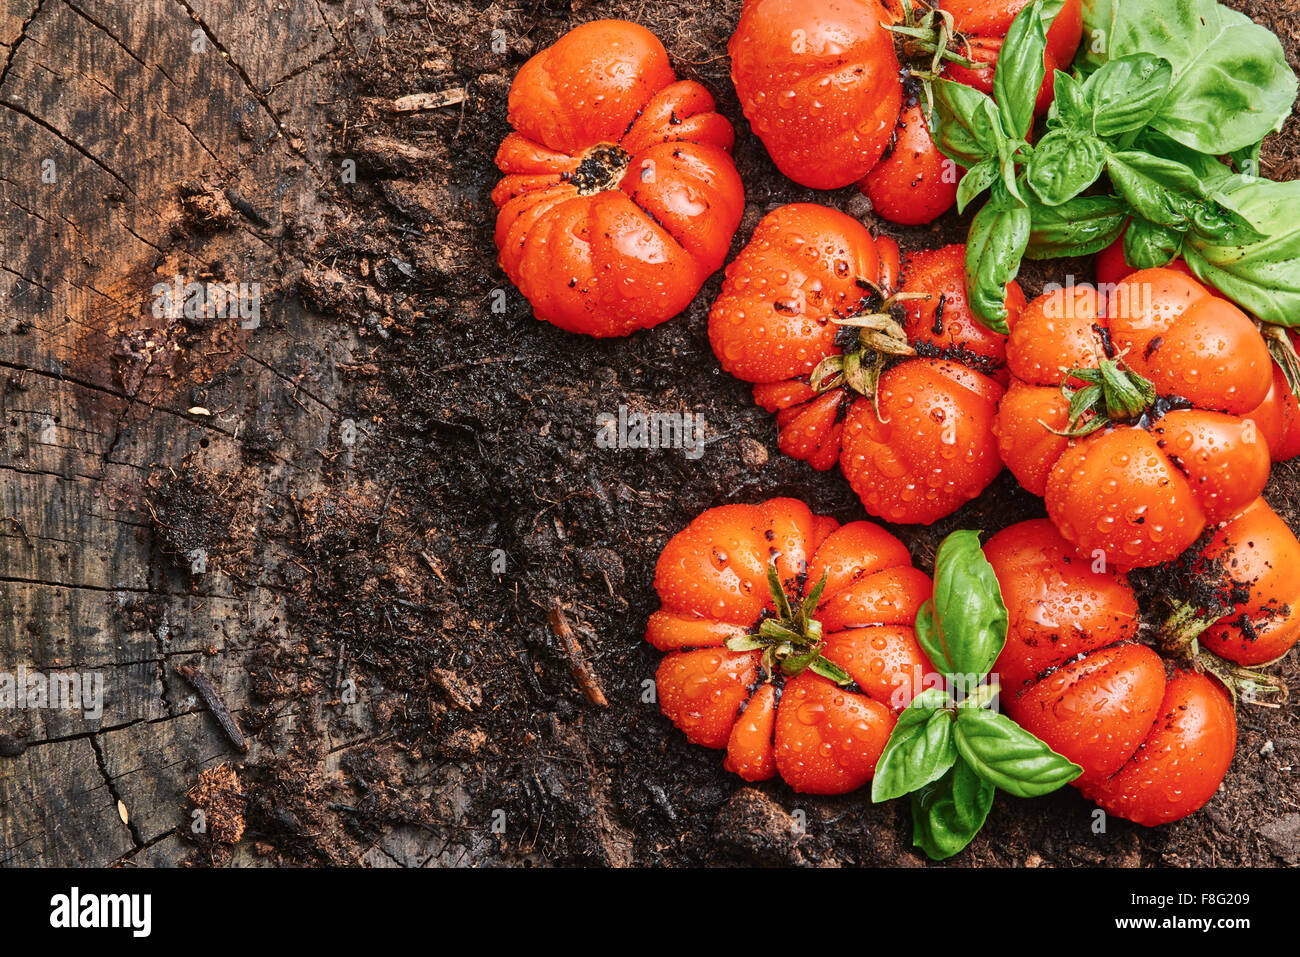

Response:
(0, 0), (375, 866)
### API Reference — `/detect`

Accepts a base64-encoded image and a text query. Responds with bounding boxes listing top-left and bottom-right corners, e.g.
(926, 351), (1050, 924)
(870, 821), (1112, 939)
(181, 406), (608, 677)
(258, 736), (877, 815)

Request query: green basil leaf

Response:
(933, 79), (1003, 168)
(1024, 194), (1128, 259)
(993, 136), (1026, 206)
(1103, 0), (1296, 154)
(1132, 132), (1266, 243)
(1025, 129), (1106, 206)
(1077, 0), (1115, 76)
(914, 600), (950, 679)
(1083, 53), (1172, 137)
(993, 0), (1065, 141)
(1123, 216), (1181, 270)
(954, 709), (1083, 798)
(1183, 177), (1300, 327)
(871, 692), (956, 803)
(930, 529), (1008, 677)
(965, 192), (1031, 331)
(1106, 150), (1205, 230)
(911, 758), (996, 861)
(956, 158), (998, 215)
(1186, 200), (1265, 245)
(1134, 129), (1235, 185)
(1046, 70), (1090, 130)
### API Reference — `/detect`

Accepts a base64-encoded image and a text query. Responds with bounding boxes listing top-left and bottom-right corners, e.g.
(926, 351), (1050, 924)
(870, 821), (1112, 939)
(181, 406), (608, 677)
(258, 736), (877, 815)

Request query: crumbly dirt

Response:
(171, 0), (1300, 866)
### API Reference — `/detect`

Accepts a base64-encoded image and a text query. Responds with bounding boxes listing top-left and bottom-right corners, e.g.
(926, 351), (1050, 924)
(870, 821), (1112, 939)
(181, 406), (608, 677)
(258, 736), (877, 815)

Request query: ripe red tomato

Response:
(710, 205), (1022, 524)
(839, 358), (1006, 524)
(493, 20), (744, 337)
(987, 519), (1237, 826)
(647, 498), (935, 793)
(1076, 672), (1236, 827)
(729, 0), (1081, 221)
(730, 0), (903, 191)
(994, 270), (1273, 568)
(860, 99), (960, 226)
(1087, 223), (1300, 464)
(1161, 498), (1300, 667)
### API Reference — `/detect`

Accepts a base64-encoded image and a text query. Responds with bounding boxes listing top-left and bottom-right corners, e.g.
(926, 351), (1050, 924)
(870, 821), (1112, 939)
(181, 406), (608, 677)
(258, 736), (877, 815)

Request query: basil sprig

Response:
(934, 0), (1299, 329)
(870, 531), (1082, 861)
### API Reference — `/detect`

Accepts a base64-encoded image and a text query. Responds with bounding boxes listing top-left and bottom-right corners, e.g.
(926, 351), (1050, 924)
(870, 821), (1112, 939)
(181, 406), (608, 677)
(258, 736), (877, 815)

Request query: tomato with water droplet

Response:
(648, 498), (935, 793)
(493, 21), (744, 337)
(728, 0), (1081, 222)
(987, 519), (1237, 826)
(710, 205), (1022, 524)
(994, 270), (1273, 569)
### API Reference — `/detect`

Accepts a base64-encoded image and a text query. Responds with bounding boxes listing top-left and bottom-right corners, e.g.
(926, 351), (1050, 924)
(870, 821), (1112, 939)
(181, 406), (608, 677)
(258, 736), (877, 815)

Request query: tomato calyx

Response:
(809, 291), (930, 419)
(725, 565), (853, 687)
(1054, 353), (1159, 437)
(1158, 600), (1288, 708)
(884, 1), (978, 123)
(1262, 322), (1300, 401)
(885, 0), (978, 76)
(1193, 651), (1288, 709)
(568, 143), (633, 195)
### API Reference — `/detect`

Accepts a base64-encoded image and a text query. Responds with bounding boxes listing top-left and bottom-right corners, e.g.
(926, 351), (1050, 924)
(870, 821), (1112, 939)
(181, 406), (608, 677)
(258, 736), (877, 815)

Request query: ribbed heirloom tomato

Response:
(493, 20), (744, 336)
(986, 519), (1238, 826)
(994, 269), (1274, 568)
(728, 0), (1081, 222)
(647, 498), (935, 793)
(708, 203), (1023, 524)
(1096, 229), (1300, 463)
(1157, 498), (1300, 669)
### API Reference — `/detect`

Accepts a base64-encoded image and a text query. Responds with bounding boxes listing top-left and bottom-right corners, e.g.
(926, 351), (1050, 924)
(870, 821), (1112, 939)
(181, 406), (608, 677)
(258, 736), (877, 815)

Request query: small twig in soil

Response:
(419, 550), (448, 583)
(175, 663), (249, 754)
(376, 481), (398, 544)
(390, 88), (465, 112)
(547, 606), (608, 707)
(430, 356), (527, 375)
(332, 639), (348, 694)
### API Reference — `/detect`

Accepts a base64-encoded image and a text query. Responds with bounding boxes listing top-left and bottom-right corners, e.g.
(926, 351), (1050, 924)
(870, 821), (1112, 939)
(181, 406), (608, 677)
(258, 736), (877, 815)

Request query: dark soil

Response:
(182, 0), (1300, 866)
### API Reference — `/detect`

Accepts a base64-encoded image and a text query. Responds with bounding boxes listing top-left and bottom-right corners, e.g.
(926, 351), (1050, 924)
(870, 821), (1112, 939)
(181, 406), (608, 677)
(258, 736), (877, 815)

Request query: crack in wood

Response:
(63, 0), (235, 173)
(0, 0), (45, 89)
(0, 97), (136, 194)
(90, 733), (145, 848)
(170, 0), (306, 161)
(0, 359), (242, 439)
(61, 0), (146, 68)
